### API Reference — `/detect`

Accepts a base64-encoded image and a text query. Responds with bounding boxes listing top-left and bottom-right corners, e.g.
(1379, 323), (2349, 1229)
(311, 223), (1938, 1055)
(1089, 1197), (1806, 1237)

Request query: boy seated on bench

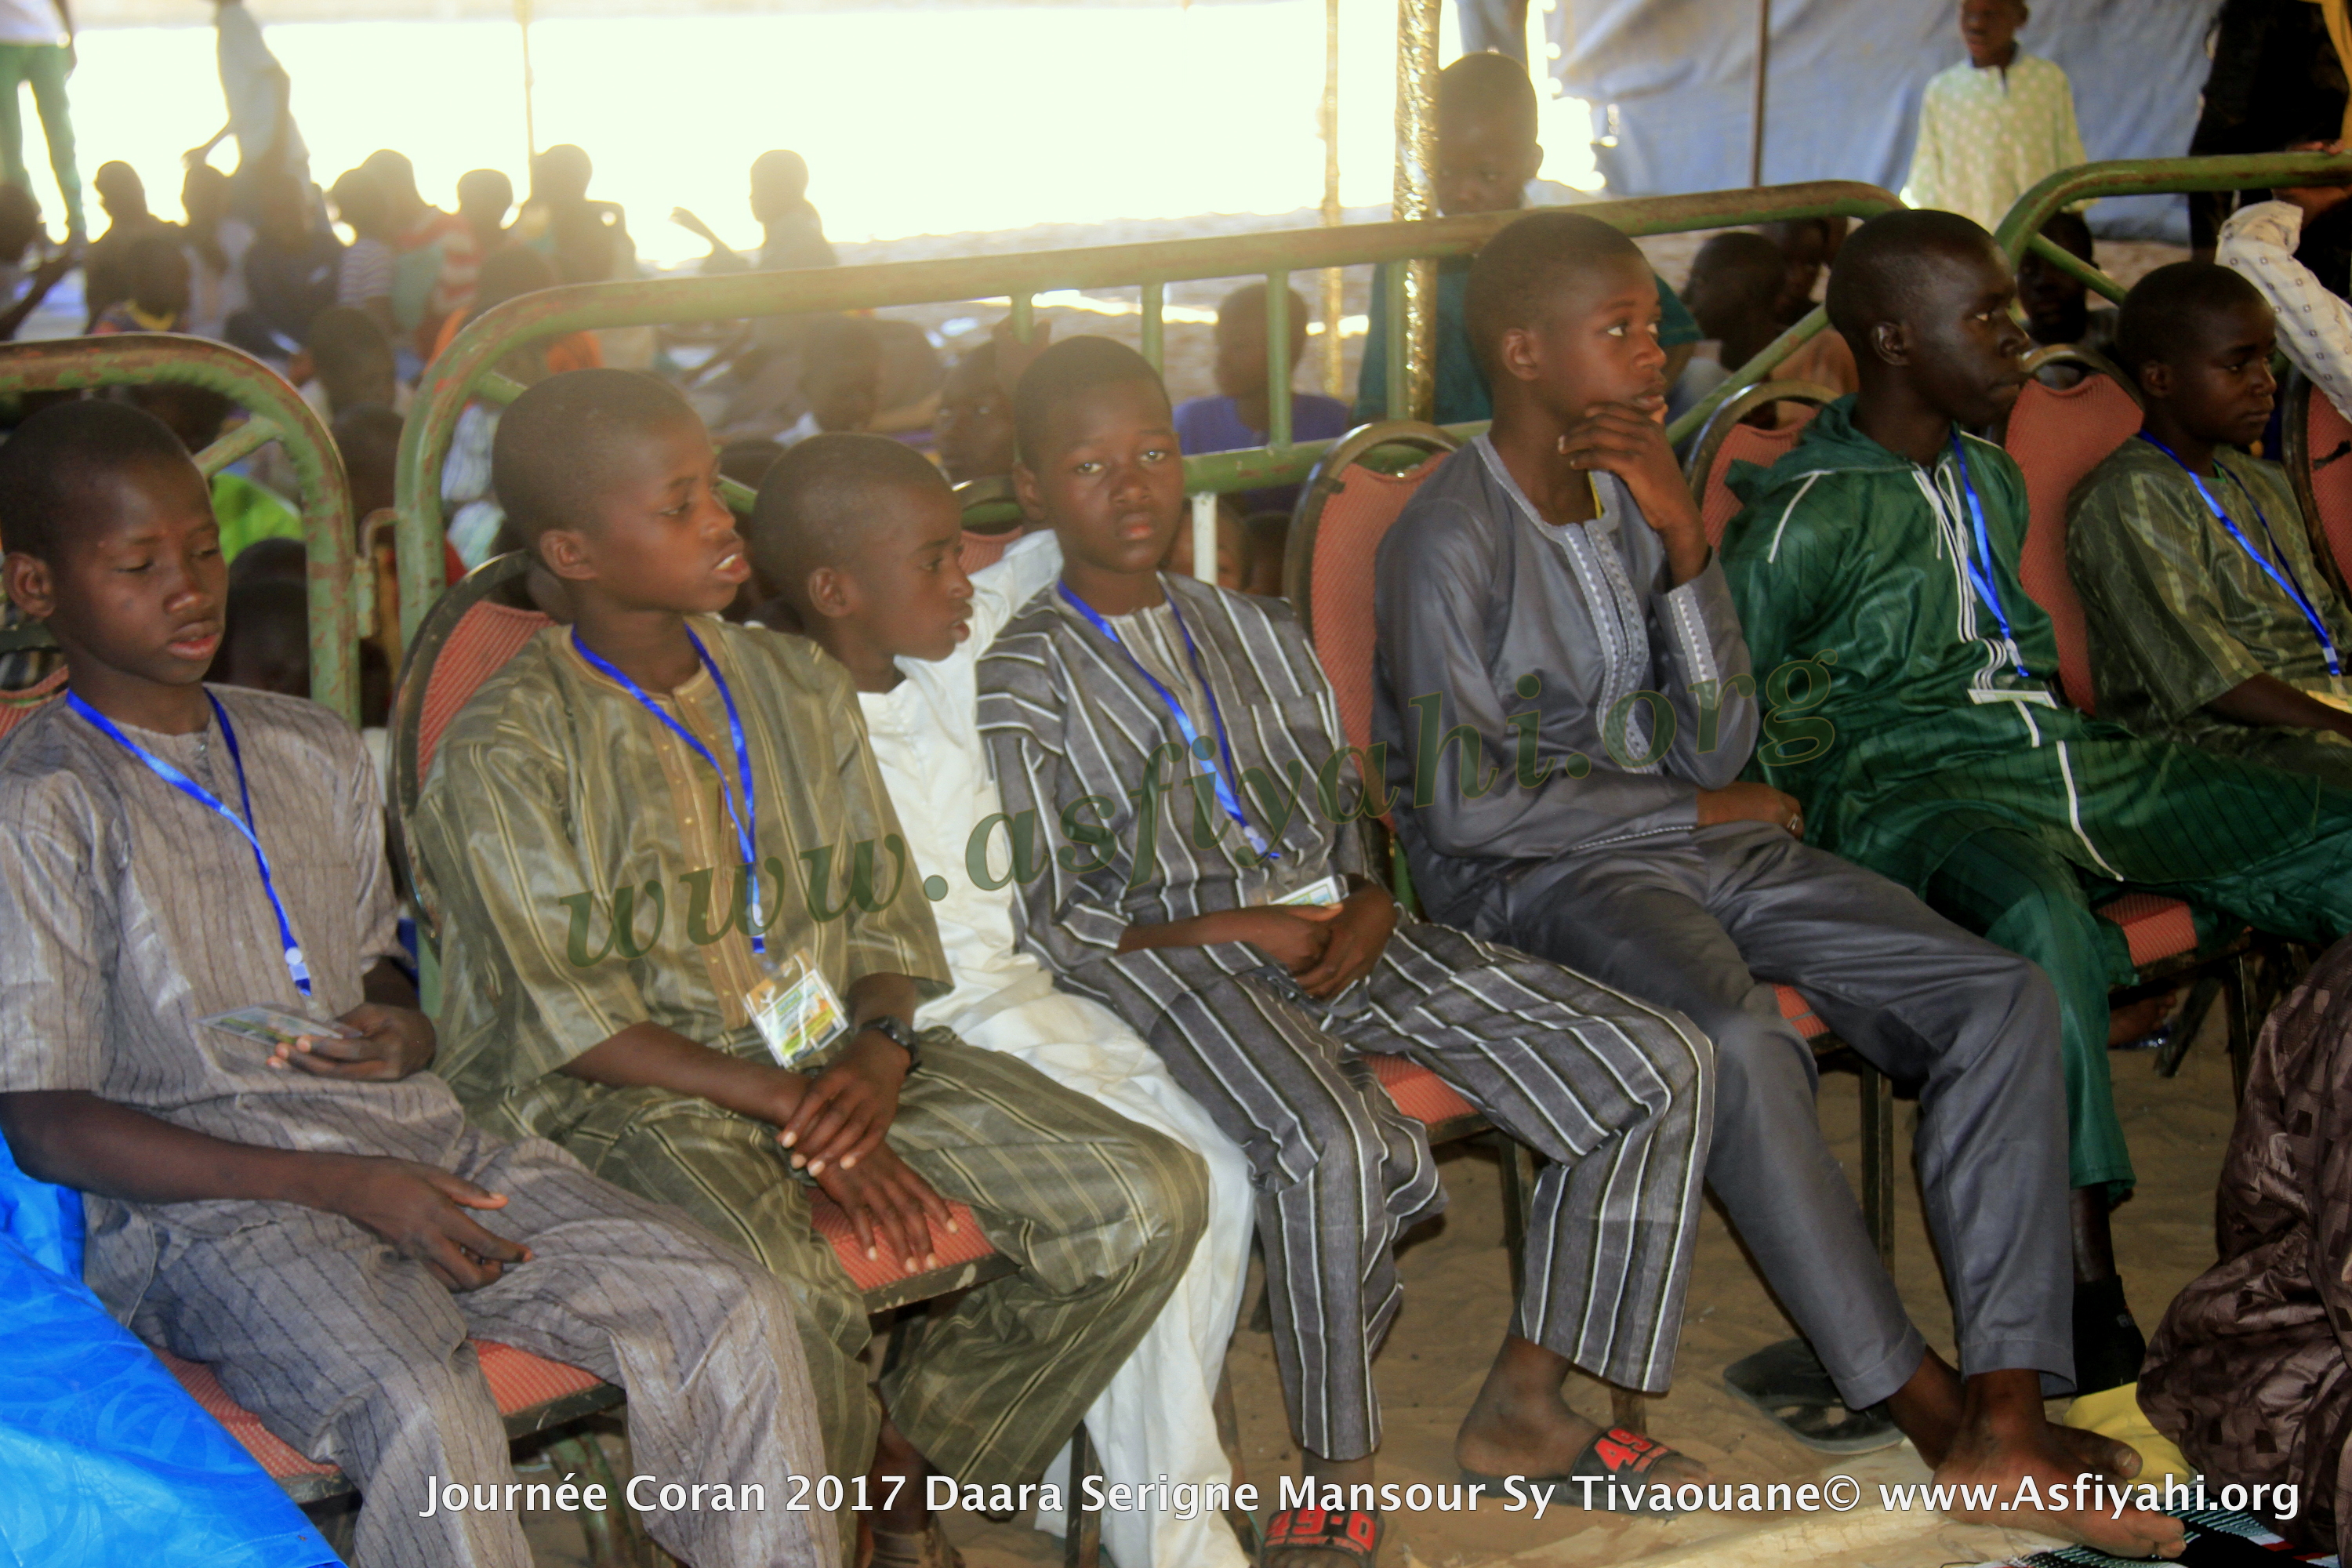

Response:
(412, 368), (1205, 1568)
(2068, 260), (2352, 786)
(746, 431), (1257, 1568)
(1373, 208), (2129, 1548)
(0, 399), (835, 1568)
(979, 334), (1715, 1565)
(1720, 208), (2352, 1548)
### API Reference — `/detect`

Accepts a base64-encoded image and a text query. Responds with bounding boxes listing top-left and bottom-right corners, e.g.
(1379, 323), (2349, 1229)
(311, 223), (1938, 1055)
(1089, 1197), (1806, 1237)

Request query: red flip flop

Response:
(1258, 1505), (1381, 1565)
(1461, 1425), (1690, 1516)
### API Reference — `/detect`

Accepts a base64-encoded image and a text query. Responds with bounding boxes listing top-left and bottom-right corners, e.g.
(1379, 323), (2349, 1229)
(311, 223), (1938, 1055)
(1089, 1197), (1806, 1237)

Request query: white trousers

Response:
(956, 988), (1255, 1568)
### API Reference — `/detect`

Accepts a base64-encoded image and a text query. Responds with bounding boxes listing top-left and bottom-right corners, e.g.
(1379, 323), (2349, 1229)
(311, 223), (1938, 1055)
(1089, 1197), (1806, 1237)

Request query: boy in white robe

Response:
(746, 430), (1256, 1568)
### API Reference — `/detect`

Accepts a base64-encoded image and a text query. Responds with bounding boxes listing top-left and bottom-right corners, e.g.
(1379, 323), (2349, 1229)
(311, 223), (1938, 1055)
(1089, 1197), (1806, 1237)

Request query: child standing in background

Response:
(1173, 281), (1348, 515)
(1903, 0), (2088, 230)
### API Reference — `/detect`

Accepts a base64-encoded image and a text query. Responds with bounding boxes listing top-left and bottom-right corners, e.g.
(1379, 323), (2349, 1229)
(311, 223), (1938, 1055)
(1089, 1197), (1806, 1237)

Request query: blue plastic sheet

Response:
(0, 1136), (341, 1568)
(1550, 0), (2225, 242)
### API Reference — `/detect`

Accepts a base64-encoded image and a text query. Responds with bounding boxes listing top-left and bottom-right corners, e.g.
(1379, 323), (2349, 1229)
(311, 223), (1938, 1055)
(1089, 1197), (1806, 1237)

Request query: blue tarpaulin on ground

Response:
(1552, 0), (2225, 241)
(0, 1135), (342, 1568)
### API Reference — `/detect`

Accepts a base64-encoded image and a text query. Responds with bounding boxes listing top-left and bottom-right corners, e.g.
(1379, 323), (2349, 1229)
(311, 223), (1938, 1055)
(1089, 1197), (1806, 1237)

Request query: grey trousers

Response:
(99, 1129), (836, 1568)
(1494, 821), (2073, 1408)
(1065, 917), (1712, 1461)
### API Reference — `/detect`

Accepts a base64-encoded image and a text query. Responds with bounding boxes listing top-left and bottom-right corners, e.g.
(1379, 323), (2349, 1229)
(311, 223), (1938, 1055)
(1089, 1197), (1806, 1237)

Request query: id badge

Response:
(200, 1005), (359, 1047)
(746, 950), (849, 1070)
(1268, 873), (1348, 909)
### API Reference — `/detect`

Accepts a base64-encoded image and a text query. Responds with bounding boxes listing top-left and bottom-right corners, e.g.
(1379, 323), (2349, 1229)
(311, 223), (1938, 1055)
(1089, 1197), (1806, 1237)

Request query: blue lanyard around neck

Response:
(1947, 433), (2032, 678)
(69, 690), (314, 997)
(2137, 433), (2341, 677)
(572, 627), (771, 954)
(1057, 583), (1278, 862)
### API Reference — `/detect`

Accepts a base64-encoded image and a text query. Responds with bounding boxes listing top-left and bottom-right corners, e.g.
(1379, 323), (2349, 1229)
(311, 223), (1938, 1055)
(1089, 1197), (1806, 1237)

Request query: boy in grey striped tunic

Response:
(978, 336), (1715, 1555)
(0, 401), (837, 1568)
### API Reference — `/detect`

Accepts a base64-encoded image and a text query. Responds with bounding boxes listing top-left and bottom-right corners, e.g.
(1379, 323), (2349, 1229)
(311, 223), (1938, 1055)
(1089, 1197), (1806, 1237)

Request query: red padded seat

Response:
(154, 1341), (606, 1483)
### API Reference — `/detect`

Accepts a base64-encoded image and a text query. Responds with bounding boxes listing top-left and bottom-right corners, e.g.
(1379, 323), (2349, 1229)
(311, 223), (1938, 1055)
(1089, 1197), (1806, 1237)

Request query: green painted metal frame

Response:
(1993, 151), (2352, 303)
(0, 334), (360, 722)
(392, 179), (1902, 644)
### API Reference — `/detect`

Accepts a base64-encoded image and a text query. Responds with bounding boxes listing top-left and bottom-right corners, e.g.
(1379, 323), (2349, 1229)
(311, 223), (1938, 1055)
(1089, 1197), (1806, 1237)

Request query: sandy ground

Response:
(511, 993), (2239, 1568)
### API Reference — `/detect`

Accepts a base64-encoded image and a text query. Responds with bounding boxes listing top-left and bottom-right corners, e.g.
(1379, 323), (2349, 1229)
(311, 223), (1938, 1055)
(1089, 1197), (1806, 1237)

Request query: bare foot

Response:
(2049, 1421), (2144, 1483)
(1935, 1370), (2183, 1559)
(1454, 1336), (1705, 1488)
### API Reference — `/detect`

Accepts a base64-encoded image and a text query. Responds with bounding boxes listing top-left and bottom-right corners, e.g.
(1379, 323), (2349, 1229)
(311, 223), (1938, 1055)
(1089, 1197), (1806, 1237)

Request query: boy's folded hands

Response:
(815, 1144), (957, 1273)
(1291, 884), (1398, 1000)
(775, 1029), (911, 1176)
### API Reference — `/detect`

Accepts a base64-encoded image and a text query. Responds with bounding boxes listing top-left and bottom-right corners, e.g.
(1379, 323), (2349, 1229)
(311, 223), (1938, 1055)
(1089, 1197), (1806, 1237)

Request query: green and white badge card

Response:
(746, 950), (849, 1070)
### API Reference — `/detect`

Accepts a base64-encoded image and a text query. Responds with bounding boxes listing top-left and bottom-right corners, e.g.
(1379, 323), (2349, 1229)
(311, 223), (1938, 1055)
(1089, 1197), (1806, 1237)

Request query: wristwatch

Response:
(857, 1014), (922, 1074)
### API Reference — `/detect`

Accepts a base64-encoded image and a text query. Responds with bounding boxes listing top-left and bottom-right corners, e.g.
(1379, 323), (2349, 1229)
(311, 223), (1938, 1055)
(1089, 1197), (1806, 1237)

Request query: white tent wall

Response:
(1551, 0), (2226, 241)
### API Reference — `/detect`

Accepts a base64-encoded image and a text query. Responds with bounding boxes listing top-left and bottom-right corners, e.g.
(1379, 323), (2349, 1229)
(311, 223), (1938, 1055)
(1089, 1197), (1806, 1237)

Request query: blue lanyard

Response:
(572, 628), (771, 954)
(1947, 434), (2032, 678)
(1058, 583), (1277, 861)
(2138, 434), (2341, 677)
(69, 691), (313, 997)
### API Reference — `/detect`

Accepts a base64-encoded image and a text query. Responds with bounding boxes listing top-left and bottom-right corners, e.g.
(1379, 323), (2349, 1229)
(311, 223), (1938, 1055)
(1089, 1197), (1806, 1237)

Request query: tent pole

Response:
(1321, 0), (1345, 397)
(1394, 0), (1439, 420)
(517, 0), (538, 162)
(1748, 0), (1769, 187)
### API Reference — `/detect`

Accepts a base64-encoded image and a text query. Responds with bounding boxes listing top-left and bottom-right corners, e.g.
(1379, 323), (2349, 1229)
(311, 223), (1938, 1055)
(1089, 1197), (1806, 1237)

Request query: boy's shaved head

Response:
(2113, 261), (2269, 379)
(1439, 50), (1538, 142)
(1690, 231), (1785, 302)
(1825, 208), (2002, 343)
(492, 368), (699, 543)
(1464, 209), (1646, 379)
(748, 431), (947, 612)
(0, 399), (192, 563)
(1013, 336), (1168, 466)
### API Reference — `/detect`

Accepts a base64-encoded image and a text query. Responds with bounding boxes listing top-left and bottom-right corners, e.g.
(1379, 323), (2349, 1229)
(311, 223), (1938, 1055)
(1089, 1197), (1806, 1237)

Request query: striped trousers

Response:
(100, 1129), (837, 1568)
(561, 1033), (1207, 1562)
(1063, 917), (1712, 1461)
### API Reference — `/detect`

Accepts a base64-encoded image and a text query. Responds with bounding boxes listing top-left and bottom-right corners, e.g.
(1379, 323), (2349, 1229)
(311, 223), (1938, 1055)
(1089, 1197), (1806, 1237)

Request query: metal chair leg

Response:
(2158, 974), (2223, 1079)
(1857, 1064), (1895, 1272)
(1211, 1361), (1262, 1558)
(548, 1430), (645, 1568)
(1065, 1421), (1102, 1568)
(1494, 1131), (1537, 1305)
(2227, 949), (2259, 1104)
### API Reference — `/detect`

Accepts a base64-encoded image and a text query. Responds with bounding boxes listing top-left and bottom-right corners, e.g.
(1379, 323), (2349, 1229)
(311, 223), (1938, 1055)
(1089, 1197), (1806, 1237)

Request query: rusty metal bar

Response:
(1992, 152), (2352, 269)
(396, 180), (1904, 640)
(1140, 281), (1164, 373)
(1267, 267), (1293, 449)
(1383, 260), (1409, 422)
(0, 334), (358, 720)
(194, 416), (281, 477)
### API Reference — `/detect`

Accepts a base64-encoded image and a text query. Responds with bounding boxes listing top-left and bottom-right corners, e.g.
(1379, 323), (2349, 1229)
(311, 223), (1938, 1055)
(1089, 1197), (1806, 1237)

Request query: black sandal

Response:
(1722, 1338), (1904, 1454)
